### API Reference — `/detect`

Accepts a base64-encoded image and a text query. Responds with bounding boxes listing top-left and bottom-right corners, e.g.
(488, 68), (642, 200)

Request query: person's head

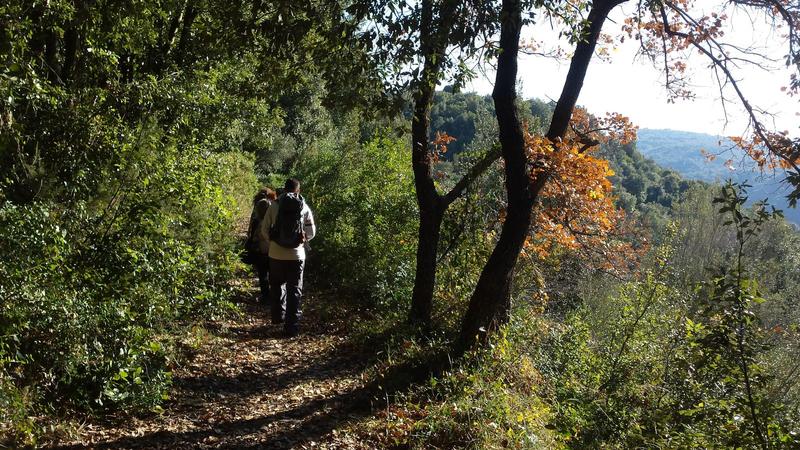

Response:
(284, 178), (300, 193)
(254, 186), (275, 203)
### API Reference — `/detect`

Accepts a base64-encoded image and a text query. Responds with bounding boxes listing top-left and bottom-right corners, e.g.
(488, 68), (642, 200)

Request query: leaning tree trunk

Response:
(456, 0), (625, 352)
(456, 0), (530, 351)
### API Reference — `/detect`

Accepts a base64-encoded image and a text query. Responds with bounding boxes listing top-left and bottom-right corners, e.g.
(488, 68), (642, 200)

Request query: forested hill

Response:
(428, 90), (798, 224)
(637, 129), (798, 224)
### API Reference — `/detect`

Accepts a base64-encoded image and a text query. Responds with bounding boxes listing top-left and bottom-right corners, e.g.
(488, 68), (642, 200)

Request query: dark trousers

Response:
(254, 256), (270, 304)
(269, 258), (305, 332)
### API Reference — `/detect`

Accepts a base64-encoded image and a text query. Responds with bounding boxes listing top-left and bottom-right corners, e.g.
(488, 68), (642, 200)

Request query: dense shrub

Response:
(375, 184), (800, 449)
(297, 132), (418, 313)
(0, 140), (255, 444)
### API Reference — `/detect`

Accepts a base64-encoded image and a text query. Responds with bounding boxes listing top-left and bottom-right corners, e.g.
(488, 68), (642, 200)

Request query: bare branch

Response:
(661, 1), (800, 173)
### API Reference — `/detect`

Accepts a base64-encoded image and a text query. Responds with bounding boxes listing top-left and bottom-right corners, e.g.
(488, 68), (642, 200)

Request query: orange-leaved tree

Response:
(524, 108), (643, 271)
(457, 0), (629, 352)
(357, 0), (587, 330)
(457, 0), (800, 352)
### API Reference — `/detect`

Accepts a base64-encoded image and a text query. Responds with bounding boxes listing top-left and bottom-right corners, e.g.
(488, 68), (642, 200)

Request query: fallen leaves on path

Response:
(52, 277), (378, 450)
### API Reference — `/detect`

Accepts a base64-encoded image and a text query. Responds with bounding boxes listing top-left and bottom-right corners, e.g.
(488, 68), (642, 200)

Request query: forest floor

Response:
(52, 274), (389, 449)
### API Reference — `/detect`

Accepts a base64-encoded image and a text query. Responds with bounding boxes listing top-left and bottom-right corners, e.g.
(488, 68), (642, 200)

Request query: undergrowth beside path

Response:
(50, 274), (389, 450)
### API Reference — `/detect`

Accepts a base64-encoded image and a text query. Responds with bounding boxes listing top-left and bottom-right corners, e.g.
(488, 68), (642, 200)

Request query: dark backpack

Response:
(241, 198), (270, 264)
(269, 194), (305, 248)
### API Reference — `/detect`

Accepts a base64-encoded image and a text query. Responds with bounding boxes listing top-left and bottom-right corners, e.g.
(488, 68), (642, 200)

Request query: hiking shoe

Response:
(282, 328), (299, 338)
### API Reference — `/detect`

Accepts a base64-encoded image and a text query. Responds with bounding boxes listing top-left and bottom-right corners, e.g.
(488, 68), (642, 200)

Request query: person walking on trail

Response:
(260, 178), (316, 337)
(247, 187), (277, 304)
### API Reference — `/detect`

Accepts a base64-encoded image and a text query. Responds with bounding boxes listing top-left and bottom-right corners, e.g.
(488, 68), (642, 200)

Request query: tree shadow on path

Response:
(53, 349), (450, 449)
(49, 279), (453, 450)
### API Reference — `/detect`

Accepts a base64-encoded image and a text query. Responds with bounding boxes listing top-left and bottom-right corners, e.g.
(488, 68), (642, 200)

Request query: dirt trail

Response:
(54, 279), (377, 449)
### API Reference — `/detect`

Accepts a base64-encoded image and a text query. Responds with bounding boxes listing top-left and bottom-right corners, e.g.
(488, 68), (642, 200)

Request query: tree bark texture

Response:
(43, 31), (60, 83)
(456, 0), (625, 353)
(407, 0), (457, 327)
(456, 0), (528, 351)
(61, 1), (88, 83)
(408, 0), (508, 328)
(176, 3), (197, 65)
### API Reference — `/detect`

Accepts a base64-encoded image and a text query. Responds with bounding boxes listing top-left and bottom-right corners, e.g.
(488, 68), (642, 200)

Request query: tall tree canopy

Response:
(0, 0), (387, 203)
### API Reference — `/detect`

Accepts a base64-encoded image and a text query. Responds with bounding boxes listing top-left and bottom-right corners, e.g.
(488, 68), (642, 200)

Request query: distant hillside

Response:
(637, 129), (798, 224)
(429, 90), (494, 156)
(427, 92), (799, 225)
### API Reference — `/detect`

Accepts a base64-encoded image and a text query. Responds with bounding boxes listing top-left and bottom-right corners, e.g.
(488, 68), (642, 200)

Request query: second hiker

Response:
(248, 187), (276, 304)
(260, 178), (316, 337)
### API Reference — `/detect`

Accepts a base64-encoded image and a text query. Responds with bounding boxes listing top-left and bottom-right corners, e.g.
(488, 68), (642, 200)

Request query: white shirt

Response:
(258, 193), (316, 261)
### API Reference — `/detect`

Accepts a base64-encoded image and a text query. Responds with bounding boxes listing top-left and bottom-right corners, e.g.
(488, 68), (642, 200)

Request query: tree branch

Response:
(443, 144), (501, 206)
(662, 1), (800, 173)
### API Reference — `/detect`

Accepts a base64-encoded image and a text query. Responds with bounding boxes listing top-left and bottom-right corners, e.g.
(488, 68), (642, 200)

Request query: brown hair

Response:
(253, 186), (276, 204)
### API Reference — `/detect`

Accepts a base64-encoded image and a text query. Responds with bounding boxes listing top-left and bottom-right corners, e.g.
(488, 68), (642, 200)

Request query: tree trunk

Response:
(456, 0), (624, 353)
(407, 0), (445, 328)
(61, 0), (86, 83)
(409, 191), (443, 325)
(176, 3), (198, 65)
(162, 1), (186, 57)
(43, 31), (60, 83)
(407, 0), (445, 326)
(250, 0), (264, 31)
(407, 0), (501, 328)
(62, 26), (79, 83)
(456, 0), (529, 351)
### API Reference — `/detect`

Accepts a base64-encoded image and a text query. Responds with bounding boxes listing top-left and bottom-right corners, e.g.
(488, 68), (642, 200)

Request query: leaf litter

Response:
(52, 276), (380, 450)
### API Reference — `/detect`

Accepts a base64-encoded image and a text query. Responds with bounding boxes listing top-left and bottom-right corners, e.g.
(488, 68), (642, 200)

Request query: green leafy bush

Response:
(377, 183), (800, 450)
(0, 141), (255, 443)
(297, 132), (418, 312)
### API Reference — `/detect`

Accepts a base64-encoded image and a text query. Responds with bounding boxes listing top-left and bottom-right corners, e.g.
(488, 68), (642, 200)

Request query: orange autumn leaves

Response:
(431, 130), (457, 161)
(730, 132), (800, 173)
(431, 131), (458, 180)
(524, 108), (643, 271)
(430, 108), (645, 272)
(619, 0), (800, 174)
(525, 135), (619, 254)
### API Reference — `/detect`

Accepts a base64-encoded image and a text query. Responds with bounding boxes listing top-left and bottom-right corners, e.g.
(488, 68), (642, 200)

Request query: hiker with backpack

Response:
(246, 187), (277, 304)
(260, 178), (316, 336)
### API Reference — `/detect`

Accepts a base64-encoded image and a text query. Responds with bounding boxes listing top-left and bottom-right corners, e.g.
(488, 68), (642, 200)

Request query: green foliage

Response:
(428, 90), (495, 157)
(0, 363), (38, 447)
(0, 140), (252, 444)
(574, 184), (798, 448)
(297, 131), (418, 313)
(432, 194), (498, 328)
(380, 182), (800, 449)
(655, 182), (795, 448)
(0, 89), (257, 442)
(598, 139), (700, 223)
(2, 4), (798, 446)
(0, 0), (383, 443)
(381, 311), (559, 449)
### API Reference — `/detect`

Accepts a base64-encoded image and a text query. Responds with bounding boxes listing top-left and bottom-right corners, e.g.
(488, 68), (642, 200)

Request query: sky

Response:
(465, 4), (800, 137)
